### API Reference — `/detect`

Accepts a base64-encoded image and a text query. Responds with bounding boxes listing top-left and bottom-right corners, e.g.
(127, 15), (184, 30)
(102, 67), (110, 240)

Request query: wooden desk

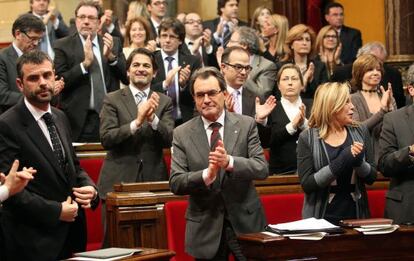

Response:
(238, 226), (414, 260)
(120, 248), (175, 260)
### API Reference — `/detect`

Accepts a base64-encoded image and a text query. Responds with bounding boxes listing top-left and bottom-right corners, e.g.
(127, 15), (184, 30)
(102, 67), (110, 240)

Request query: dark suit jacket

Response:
(98, 88), (174, 199)
(169, 112), (268, 259)
(339, 25), (362, 65)
(151, 50), (201, 122)
(245, 54), (278, 100)
(180, 42), (219, 68)
(378, 105), (414, 224)
(29, 11), (69, 45)
(0, 45), (21, 114)
(202, 17), (248, 46)
(331, 63), (405, 108)
(53, 32), (128, 141)
(148, 18), (158, 38)
(269, 98), (312, 174)
(0, 100), (98, 261)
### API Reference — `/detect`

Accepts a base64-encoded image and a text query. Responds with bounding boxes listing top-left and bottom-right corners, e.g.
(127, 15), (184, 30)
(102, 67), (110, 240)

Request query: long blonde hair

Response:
(308, 82), (352, 139)
(267, 14), (289, 56)
(251, 5), (272, 32)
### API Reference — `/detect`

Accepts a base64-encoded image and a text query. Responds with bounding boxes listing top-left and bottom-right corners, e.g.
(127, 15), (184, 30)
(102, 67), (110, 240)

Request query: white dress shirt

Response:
(280, 96), (308, 134)
(161, 50), (181, 119)
(129, 85), (159, 133)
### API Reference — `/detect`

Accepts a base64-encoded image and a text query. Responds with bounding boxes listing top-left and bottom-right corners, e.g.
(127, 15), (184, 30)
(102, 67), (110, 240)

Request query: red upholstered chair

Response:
(260, 193), (304, 224)
(79, 158), (105, 251)
(165, 200), (193, 261)
(367, 189), (386, 218)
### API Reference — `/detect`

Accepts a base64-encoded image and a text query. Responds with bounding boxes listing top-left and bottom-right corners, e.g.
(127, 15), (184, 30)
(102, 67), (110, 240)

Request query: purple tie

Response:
(210, 122), (222, 151)
(165, 56), (177, 119)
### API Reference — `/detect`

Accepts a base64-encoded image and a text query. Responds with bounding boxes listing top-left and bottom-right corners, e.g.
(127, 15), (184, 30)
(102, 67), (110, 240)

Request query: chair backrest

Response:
(260, 193), (304, 224)
(165, 200), (193, 261)
(367, 189), (386, 218)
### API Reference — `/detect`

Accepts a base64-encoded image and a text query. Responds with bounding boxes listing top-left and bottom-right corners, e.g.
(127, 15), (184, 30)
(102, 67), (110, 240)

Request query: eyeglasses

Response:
(21, 31), (42, 43)
(152, 1), (168, 6)
(159, 33), (180, 40)
(76, 15), (99, 21)
(194, 89), (222, 99)
(324, 34), (337, 39)
(185, 19), (202, 25)
(224, 62), (252, 73)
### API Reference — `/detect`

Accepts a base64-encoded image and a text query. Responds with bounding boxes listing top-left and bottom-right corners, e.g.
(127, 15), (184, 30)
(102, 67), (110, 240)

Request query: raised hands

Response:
(255, 95), (277, 121)
(292, 103), (306, 130)
(102, 33), (115, 61)
(178, 65), (191, 87)
(302, 62), (315, 90)
(208, 140), (229, 180)
(82, 35), (94, 69)
(379, 83), (394, 112)
(136, 92), (160, 126)
(1, 159), (36, 197)
(54, 76), (64, 96)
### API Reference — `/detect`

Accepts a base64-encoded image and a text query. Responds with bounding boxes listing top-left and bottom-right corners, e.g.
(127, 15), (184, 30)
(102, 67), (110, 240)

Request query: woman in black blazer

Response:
(269, 64), (311, 175)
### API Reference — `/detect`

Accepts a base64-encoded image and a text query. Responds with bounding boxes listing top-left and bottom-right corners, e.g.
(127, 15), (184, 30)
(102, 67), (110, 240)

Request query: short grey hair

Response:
(357, 41), (387, 58)
(233, 26), (260, 55)
(406, 63), (414, 85)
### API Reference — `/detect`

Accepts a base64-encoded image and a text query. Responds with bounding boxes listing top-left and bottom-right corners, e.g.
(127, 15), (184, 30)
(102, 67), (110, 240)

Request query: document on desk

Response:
(67, 247), (142, 260)
(266, 217), (343, 235)
(354, 224), (399, 235)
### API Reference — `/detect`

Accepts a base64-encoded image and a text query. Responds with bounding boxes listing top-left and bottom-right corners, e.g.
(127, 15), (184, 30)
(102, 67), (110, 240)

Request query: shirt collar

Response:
(24, 98), (51, 122)
(12, 42), (24, 57)
(161, 49), (179, 61)
(226, 85), (243, 95)
(129, 85), (150, 98)
(281, 96), (302, 108)
(202, 110), (225, 131)
(78, 33), (99, 47)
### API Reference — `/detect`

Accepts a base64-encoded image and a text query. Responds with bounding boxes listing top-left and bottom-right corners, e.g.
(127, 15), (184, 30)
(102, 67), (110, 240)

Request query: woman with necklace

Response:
(350, 54), (395, 163)
(297, 82), (377, 225)
(277, 24), (328, 99)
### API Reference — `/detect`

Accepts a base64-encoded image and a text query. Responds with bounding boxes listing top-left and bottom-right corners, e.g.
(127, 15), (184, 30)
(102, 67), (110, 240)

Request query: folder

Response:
(73, 247), (142, 259)
(339, 218), (393, 228)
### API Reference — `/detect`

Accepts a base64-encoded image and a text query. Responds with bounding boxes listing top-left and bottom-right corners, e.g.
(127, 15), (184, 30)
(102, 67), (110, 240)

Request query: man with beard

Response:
(54, 0), (128, 142)
(182, 12), (218, 68)
(98, 47), (173, 246)
(0, 50), (99, 261)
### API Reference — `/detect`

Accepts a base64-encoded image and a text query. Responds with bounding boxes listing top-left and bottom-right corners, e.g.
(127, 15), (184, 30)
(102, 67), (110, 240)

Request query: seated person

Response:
(297, 82), (377, 225)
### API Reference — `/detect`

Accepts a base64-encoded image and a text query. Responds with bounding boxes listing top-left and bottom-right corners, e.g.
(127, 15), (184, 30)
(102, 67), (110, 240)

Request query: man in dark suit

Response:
(169, 67), (268, 260)
(331, 41), (405, 108)
(54, 0), (128, 142)
(0, 50), (99, 261)
(146, 0), (167, 38)
(0, 14), (45, 114)
(29, 0), (69, 59)
(151, 17), (201, 125)
(324, 2), (362, 65)
(378, 82), (414, 225)
(181, 12), (219, 68)
(203, 0), (247, 48)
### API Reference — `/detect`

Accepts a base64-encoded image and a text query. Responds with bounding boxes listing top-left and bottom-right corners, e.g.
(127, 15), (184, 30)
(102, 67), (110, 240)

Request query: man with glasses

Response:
(152, 17), (201, 126)
(147, 0), (168, 38)
(182, 12), (218, 68)
(0, 14), (45, 115)
(53, 0), (128, 142)
(170, 67), (268, 261)
(324, 2), (362, 64)
(227, 26), (277, 101)
(29, 0), (69, 59)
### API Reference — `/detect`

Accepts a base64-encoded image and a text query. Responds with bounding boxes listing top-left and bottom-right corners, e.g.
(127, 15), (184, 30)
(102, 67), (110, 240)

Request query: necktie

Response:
(232, 90), (241, 114)
(165, 56), (177, 119)
(42, 113), (65, 170)
(222, 23), (231, 47)
(90, 43), (106, 113)
(135, 91), (146, 105)
(210, 122), (222, 151)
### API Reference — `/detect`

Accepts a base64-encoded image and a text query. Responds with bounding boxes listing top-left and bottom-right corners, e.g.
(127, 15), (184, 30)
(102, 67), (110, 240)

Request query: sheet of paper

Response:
(354, 224), (399, 235)
(269, 217), (339, 231)
(288, 232), (327, 240)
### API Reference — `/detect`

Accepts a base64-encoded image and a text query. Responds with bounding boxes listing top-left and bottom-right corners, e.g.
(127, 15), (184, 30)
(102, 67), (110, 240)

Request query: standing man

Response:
(324, 2), (362, 64)
(0, 14), (45, 114)
(152, 17), (201, 126)
(378, 65), (414, 224)
(169, 67), (268, 260)
(203, 0), (247, 48)
(227, 26), (278, 100)
(98, 48), (173, 245)
(54, 0), (128, 142)
(29, 0), (69, 59)
(0, 50), (99, 261)
(182, 12), (218, 68)
(147, 0), (167, 38)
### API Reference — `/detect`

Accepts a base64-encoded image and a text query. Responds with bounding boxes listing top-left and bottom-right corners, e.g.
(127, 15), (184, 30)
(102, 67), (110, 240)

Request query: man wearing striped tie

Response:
(98, 48), (174, 246)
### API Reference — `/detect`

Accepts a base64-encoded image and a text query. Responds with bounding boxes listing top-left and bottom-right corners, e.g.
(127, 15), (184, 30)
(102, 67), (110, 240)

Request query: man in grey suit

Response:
(0, 14), (45, 114)
(378, 66), (414, 224)
(29, 0), (69, 59)
(169, 67), (268, 260)
(227, 26), (277, 100)
(98, 47), (173, 246)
